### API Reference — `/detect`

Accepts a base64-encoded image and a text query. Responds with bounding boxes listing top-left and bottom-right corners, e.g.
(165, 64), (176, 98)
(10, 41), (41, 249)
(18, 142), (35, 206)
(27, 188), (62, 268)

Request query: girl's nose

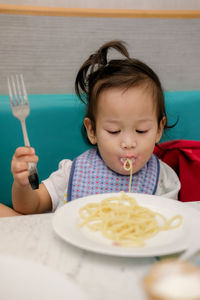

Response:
(120, 134), (137, 149)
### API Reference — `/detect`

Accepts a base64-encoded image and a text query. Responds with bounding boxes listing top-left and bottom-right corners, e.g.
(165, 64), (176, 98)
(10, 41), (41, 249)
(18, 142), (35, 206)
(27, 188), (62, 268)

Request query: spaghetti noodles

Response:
(79, 192), (182, 247)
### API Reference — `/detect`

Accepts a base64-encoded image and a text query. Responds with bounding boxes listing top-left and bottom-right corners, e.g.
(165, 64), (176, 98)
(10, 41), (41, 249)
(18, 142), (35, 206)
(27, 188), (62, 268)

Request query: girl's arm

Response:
(12, 182), (52, 214)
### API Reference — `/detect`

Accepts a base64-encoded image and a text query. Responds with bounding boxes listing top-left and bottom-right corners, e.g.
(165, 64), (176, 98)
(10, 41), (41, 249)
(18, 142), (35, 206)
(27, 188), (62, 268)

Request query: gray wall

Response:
(0, 14), (200, 93)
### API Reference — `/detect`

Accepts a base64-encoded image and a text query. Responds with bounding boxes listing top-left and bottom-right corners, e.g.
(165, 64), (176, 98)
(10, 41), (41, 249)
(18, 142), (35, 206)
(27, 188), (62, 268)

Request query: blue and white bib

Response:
(67, 149), (160, 201)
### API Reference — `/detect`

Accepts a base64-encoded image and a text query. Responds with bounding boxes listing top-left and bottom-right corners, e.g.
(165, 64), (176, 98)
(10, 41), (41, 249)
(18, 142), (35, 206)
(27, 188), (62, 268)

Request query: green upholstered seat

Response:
(0, 91), (200, 207)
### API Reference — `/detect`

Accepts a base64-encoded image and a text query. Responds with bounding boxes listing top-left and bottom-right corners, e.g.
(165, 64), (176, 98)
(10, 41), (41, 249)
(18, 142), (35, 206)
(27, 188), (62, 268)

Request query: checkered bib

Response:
(67, 148), (160, 201)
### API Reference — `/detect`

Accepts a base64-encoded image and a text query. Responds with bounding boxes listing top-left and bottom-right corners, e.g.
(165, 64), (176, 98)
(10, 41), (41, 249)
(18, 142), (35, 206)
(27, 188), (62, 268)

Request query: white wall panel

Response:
(0, 14), (199, 93)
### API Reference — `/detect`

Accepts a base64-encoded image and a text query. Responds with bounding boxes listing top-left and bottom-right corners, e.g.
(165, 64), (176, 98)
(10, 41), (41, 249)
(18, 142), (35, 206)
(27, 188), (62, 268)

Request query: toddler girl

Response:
(11, 40), (180, 215)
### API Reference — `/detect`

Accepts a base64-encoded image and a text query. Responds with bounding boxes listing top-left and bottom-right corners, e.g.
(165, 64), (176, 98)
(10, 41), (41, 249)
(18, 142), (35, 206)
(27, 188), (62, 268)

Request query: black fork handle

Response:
(28, 171), (39, 190)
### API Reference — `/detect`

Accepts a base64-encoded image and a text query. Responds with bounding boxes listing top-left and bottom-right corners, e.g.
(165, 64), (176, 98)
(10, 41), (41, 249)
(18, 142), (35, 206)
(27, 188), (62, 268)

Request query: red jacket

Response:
(154, 140), (200, 202)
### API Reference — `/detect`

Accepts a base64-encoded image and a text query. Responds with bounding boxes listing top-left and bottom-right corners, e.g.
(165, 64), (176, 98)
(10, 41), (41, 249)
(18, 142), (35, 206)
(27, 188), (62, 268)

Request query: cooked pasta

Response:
(79, 192), (182, 247)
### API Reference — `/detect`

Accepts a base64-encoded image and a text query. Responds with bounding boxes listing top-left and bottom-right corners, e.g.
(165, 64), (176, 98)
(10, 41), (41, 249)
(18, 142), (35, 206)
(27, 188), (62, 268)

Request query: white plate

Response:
(0, 255), (89, 300)
(52, 193), (200, 257)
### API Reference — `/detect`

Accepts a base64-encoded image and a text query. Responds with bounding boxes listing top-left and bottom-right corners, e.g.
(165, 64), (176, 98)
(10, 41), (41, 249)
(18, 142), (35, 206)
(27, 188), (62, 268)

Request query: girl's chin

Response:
(114, 166), (133, 176)
(107, 160), (138, 175)
(116, 170), (130, 176)
(107, 165), (128, 175)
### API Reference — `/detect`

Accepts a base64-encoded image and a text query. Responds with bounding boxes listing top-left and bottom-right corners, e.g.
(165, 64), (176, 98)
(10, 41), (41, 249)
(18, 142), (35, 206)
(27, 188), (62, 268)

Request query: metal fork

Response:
(7, 74), (39, 190)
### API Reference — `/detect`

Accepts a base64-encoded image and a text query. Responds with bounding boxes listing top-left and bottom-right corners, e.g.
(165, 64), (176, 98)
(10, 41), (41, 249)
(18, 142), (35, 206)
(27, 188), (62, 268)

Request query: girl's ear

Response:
(84, 118), (97, 145)
(156, 116), (166, 143)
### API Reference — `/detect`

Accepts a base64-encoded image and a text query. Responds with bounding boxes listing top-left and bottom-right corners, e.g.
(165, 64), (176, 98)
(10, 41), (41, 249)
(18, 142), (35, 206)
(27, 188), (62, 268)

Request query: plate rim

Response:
(52, 193), (200, 257)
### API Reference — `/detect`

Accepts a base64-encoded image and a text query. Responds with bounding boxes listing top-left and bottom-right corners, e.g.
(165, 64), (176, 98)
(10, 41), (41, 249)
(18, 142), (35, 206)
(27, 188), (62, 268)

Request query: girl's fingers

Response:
(13, 154), (39, 163)
(12, 146), (38, 166)
(11, 161), (28, 174)
(14, 147), (35, 158)
(14, 170), (30, 186)
(11, 155), (38, 173)
(11, 147), (38, 182)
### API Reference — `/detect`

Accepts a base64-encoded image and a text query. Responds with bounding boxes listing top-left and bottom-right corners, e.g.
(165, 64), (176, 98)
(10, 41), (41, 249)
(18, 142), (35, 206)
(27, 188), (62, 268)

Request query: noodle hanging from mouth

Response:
(123, 158), (133, 193)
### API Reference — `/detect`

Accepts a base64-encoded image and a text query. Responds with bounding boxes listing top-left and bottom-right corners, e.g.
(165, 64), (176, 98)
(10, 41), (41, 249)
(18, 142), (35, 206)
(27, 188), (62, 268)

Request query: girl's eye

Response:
(136, 130), (148, 134)
(107, 130), (120, 134)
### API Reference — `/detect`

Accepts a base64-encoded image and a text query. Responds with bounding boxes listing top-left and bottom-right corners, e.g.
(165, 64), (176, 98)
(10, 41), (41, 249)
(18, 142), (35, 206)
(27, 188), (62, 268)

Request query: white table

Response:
(0, 202), (200, 300)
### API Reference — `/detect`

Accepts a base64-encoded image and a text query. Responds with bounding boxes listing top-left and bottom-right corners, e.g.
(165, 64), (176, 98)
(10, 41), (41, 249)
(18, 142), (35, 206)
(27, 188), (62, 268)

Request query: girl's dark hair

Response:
(75, 40), (169, 143)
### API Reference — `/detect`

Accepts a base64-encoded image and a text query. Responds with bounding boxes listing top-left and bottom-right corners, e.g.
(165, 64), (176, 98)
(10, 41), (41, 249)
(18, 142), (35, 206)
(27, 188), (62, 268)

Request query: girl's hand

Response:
(11, 147), (39, 187)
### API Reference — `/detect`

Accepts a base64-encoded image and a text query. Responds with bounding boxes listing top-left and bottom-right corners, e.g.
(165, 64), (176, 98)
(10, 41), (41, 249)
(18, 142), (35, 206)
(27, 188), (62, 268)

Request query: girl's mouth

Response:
(120, 157), (136, 168)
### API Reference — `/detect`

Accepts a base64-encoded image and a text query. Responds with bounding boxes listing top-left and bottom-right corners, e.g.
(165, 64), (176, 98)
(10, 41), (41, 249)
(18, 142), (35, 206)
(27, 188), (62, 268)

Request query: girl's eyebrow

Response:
(103, 119), (120, 123)
(137, 118), (154, 123)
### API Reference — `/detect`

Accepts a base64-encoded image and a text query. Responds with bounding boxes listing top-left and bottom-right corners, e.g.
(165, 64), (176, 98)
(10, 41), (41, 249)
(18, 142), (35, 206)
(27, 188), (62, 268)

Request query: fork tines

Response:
(7, 74), (28, 106)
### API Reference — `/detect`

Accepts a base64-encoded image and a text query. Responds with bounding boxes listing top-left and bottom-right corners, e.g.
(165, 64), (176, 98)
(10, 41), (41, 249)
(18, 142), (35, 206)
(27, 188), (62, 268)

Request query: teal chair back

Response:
(0, 91), (200, 207)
